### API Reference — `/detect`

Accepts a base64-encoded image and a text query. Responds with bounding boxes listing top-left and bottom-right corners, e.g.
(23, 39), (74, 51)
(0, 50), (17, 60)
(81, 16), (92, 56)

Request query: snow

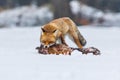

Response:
(70, 0), (120, 26)
(0, 26), (120, 80)
(101, 13), (120, 26)
(70, 0), (104, 19)
(1, 0), (120, 27)
(0, 5), (53, 27)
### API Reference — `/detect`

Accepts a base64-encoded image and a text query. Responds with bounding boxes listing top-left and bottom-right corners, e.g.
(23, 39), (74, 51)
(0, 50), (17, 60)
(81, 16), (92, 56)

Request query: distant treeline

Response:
(80, 0), (120, 12)
(0, 0), (49, 7)
(0, 0), (120, 12)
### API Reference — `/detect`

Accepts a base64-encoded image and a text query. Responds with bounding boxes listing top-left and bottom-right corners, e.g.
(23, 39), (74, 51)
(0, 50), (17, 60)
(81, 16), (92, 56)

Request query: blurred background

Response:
(1, 1), (120, 80)
(0, 0), (120, 27)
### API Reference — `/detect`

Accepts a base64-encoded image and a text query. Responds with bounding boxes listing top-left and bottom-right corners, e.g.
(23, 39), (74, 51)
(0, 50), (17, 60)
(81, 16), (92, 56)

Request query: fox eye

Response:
(53, 30), (56, 33)
(41, 28), (45, 32)
(50, 41), (54, 43)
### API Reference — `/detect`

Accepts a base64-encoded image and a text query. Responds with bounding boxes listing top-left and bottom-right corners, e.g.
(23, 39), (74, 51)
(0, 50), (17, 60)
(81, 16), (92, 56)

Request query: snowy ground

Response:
(0, 26), (120, 80)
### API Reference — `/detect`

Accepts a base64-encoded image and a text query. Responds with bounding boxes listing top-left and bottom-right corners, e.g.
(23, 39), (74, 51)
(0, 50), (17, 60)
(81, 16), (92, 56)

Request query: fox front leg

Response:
(60, 35), (68, 46)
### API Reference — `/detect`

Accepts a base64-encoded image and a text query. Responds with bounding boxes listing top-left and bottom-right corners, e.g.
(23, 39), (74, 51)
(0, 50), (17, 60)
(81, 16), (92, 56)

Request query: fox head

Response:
(40, 27), (58, 48)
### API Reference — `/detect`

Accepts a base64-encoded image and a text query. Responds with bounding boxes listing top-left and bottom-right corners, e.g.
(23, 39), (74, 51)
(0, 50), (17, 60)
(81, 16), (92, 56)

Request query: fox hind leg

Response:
(68, 27), (86, 49)
(68, 30), (83, 48)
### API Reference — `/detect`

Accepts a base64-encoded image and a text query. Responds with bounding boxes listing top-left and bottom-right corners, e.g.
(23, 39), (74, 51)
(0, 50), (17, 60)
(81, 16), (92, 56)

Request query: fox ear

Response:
(41, 28), (45, 32)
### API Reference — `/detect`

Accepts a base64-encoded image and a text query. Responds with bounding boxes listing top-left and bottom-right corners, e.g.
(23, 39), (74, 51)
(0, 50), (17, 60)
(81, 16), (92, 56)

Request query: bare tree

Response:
(50, 0), (75, 21)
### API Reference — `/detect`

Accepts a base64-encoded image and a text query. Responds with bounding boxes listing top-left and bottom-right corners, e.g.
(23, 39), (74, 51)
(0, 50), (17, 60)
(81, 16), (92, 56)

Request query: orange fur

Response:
(40, 17), (86, 48)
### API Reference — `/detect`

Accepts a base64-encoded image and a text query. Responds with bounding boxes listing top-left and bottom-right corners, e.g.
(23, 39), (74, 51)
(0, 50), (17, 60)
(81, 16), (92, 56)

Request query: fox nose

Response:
(44, 46), (48, 48)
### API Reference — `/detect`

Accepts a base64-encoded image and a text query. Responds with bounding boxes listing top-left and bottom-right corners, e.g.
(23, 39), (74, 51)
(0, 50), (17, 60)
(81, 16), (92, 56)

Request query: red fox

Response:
(40, 17), (86, 48)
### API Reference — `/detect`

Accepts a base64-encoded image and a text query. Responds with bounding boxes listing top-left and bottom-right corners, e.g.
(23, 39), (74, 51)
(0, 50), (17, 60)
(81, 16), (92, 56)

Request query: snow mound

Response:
(70, 0), (120, 26)
(70, 0), (104, 19)
(1, 0), (120, 27)
(0, 5), (53, 27)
